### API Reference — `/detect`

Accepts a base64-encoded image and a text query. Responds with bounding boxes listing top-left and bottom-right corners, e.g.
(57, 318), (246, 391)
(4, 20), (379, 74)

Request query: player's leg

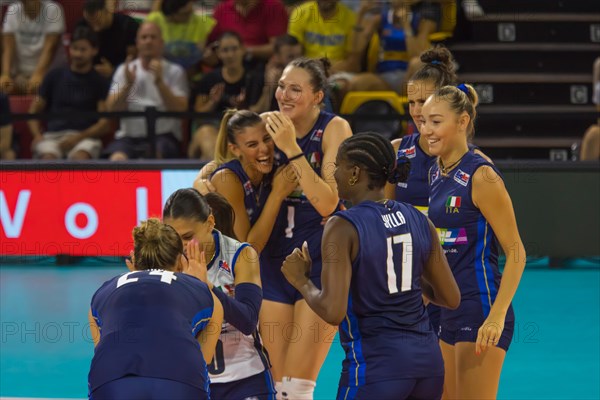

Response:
(280, 299), (336, 399)
(454, 342), (506, 399)
(439, 340), (456, 400)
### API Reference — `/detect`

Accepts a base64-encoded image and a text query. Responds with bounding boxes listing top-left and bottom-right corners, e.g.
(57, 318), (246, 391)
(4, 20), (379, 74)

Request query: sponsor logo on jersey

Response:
(400, 145), (417, 159)
(431, 169), (441, 183)
(446, 196), (461, 213)
(311, 129), (323, 141)
(397, 182), (408, 188)
(437, 227), (468, 245)
(454, 169), (471, 186)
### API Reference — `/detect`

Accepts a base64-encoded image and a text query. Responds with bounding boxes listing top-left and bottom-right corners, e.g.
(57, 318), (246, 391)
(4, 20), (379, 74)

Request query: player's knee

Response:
(281, 377), (316, 400)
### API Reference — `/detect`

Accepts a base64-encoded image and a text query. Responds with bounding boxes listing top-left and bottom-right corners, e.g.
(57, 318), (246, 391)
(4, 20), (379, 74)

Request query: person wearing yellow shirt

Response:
(146, 0), (215, 80)
(288, 0), (356, 64)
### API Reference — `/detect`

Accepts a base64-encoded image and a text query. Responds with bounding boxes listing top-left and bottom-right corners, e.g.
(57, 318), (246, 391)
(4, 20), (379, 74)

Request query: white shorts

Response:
(35, 130), (102, 159)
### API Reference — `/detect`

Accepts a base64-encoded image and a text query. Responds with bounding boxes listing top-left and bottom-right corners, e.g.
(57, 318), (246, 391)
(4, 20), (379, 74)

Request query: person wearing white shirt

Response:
(105, 21), (189, 160)
(1, 0), (65, 94)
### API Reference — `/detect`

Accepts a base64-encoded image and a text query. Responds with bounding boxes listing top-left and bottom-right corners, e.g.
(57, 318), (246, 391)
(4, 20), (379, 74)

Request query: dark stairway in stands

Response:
(449, 0), (600, 159)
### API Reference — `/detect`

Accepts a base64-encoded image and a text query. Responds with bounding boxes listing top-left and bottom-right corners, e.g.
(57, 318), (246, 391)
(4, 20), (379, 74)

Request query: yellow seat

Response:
(340, 91), (407, 116)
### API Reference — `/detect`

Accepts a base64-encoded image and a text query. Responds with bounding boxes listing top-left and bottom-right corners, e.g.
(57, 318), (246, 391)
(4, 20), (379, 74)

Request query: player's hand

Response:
(125, 250), (136, 271)
(475, 312), (505, 355)
(265, 112), (302, 157)
(281, 241), (312, 290)
(26, 73), (43, 94)
(272, 164), (299, 199)
(184, 239), (210, 287)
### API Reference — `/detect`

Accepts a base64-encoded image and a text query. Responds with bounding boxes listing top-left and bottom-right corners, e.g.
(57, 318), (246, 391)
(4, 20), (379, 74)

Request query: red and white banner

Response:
(0, 169), (197, 256)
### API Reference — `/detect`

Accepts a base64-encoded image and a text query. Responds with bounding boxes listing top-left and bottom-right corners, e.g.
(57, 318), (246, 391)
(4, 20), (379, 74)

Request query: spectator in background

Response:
(28, 26), (110, 160)
(146, 0), (215, 81)
(206, 0), (288, 64)
(105, 22), (188, 160)
(249, 34), (303, 113)
(0, 92), (16, 159)
(78, 0), (139, 79)
(1, 0), (65, 94)
(190, 31), (262, 159)
(342, 0), (442, 95)
(581, 57), (600, 161)
(287, 0), (356, 69)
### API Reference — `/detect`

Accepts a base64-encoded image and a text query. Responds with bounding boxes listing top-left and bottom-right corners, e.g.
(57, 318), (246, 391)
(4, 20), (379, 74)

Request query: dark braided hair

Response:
(338, 132), (410, 190)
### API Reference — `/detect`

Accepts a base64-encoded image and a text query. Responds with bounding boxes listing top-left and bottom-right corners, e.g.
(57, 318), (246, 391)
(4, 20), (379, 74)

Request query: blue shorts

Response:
(337, 376), (444, 400)
(210, 370), (276, 400)
(427, 304), (441, 337)
(103, 133), (180, 159)
(440, 300), (515, 352)
(90, 376), (206, 399)
(260, 254), (322, 305)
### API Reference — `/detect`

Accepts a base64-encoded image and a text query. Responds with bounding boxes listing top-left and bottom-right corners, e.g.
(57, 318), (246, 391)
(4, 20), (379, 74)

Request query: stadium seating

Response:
(449, 0), (600, 159)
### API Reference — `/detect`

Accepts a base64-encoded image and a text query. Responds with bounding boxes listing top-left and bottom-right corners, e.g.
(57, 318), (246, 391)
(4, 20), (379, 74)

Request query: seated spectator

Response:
(78, 0), (139, 79)
(28, 26), (110, 160)
(581, 57), (600, 161)
(105, 22), (188, 160)
(190, 31), (262, 159)
(0, 92), (16, 159)
(249, 34), (303, 113)
(339, 0), (442, 96)
(287, 0), (356, 69)
(205, 0), (288, 64)
(1, 0), (65, 94)
(146, 0), (215, 81)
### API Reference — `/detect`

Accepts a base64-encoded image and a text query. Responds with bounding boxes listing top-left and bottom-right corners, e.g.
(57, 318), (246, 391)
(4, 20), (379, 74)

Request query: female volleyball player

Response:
(422, 84), (526, 399)
(262, 57), (353, 399)
(163, 188), (276, 399)
(88, 219), (223, 399)
(281, 133), (460, 400)
(209, 109), (298, 251)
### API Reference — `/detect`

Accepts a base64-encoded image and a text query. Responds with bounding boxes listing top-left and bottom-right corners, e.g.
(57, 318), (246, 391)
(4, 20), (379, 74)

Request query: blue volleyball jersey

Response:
(334, 200), (444, 386)
(395, 133), (436, 212)
(267, 111), (338, 258)
(88, 270), (214, 392)
(428, 151), (512, 325)
(213, 159), (272, 225)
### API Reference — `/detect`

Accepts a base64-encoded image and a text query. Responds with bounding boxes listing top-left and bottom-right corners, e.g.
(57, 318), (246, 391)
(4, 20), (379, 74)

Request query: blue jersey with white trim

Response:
(206, 230), (270, 383)
(428, 151), (507, 322)
(395, 133), (436, 211)
(334, 200), (443, 386)
(88, 270), (213, 392)
(213, 159), (272, 225)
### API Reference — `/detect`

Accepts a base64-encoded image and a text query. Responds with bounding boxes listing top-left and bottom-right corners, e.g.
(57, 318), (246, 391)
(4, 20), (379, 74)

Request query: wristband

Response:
(288, 152), (305, 162)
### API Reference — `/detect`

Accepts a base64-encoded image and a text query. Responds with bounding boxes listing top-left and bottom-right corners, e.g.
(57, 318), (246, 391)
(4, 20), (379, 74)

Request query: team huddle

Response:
(87, 48), (526, 400)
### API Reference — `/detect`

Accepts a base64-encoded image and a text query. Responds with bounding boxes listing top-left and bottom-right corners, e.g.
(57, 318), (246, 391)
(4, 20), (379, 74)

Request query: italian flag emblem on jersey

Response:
(446, 196), (461, 207)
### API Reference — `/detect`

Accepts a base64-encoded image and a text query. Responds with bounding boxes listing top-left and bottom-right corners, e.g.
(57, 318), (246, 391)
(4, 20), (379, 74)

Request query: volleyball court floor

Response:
(1, 258), (598, 400)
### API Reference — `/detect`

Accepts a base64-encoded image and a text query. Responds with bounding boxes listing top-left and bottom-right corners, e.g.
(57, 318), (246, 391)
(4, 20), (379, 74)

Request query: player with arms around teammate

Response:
(163, 188), (276, 400)
(88, 218), (223, 399)
(422, 85), (526, 399)
(282, 133), (460, 400)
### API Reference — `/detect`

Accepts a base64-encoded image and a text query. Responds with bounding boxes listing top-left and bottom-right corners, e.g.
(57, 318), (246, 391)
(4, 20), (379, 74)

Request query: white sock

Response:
(275, 381), (283, 400)
(281, 377), (316, 400)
